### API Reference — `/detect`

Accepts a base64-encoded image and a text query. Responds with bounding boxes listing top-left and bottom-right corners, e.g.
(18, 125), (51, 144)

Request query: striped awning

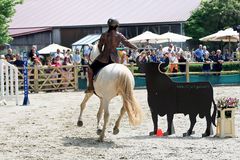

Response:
(72, 34), (101, 46)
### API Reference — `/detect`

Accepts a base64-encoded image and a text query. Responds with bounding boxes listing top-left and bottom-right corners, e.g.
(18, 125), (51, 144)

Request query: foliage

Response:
(185, 0), (240, 40)
(0, 0), (23, 45)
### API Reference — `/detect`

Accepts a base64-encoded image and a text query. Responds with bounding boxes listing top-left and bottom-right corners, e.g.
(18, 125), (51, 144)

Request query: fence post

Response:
(74, 65), (79, 91)
(186, 61), (190, 82)
(34, 65), (39, 93)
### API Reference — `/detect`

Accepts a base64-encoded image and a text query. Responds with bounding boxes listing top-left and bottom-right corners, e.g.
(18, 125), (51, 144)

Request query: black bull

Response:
(137, 61), (217, 137)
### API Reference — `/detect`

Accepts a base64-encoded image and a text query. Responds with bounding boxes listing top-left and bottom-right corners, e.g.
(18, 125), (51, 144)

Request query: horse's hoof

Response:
(77, 120), (83, 127)
(149, 131), (156, 136)
(183, 131), (195, 137)
(202, 132), (210, 137)
(113, 128), (119, 135)
(97, 129), (102, 135)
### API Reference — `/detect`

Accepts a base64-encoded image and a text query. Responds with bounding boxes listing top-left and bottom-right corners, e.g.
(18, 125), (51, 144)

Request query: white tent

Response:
(128, 31), (166, 43)
(157, 32), (192, 42)
(38, 43), (71, 54)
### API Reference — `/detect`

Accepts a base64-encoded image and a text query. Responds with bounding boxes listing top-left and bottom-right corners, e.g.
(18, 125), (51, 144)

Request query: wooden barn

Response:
(8, 0), (201, 52)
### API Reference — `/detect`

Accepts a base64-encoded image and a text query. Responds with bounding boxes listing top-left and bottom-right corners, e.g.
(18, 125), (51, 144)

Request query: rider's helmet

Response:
(107, 18), (119, 27)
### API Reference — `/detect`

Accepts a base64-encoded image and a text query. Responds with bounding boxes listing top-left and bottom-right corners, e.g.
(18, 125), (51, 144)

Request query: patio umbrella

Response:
(200, 28), (239, 42)
(128, 31), (166, 43)
(157, 32), (192, 42)
(38, 43), (71, 54)
(200, 28), (239, 51)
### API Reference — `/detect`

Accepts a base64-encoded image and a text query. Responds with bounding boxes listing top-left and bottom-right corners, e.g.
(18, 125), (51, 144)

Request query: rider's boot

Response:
(85, 68), (94, 93)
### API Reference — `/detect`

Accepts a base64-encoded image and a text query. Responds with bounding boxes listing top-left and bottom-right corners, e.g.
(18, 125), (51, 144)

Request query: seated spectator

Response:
(120, 51), (129, 65)
(202, 54), (212, 73)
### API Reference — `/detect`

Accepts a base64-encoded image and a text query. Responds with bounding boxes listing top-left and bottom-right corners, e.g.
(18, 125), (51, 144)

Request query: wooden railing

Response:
(17, 65), (80, 93)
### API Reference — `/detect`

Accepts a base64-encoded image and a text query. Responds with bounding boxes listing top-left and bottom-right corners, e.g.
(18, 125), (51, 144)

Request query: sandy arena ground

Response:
(0, 86), (240, 160)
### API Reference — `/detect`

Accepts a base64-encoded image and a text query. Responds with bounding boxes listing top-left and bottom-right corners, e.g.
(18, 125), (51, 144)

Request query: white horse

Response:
(77, 44), (142, 141)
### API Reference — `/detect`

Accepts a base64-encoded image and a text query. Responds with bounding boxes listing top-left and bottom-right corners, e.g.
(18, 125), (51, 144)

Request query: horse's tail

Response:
(211, 99), (217, 127)
(117, 71), (142, 126)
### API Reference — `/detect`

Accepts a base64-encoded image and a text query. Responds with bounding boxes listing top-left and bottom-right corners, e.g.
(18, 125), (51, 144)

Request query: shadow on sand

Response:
(62, 136), (115, 148)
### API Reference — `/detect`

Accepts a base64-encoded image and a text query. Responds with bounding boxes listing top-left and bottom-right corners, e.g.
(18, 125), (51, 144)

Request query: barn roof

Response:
(9, 27), (52, 37)
(9, 0), (201, 28)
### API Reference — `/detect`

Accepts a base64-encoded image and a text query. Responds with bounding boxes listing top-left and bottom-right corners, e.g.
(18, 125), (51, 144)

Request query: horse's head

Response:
(89, 43), (100, 63)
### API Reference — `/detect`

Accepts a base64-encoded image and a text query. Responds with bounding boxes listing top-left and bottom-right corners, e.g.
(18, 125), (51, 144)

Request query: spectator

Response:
(156, 44), (164, 62)
(169, 53), (178, 73)
(128, 49), (139, 63)
(203, 45), (209, 56)
(5, 48), (14, 60)
(202, 53), (212, 73)
(223, 49), (233, 61)
(28, 46), (39, 62)
(178, 53), (186, 72)
(212, 49), (224, 75)
(12, 53), (24, 68)
(72, 48), (81, 65)
(194, 44), (204, 62)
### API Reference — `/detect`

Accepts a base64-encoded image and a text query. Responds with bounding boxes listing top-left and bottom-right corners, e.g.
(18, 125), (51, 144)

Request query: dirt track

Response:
(0, 86), (240, 160)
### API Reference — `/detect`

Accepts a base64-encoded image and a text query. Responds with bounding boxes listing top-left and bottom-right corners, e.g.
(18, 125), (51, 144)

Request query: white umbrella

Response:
(38, 43), (71, 54)
(200, 28), (239, 42)
(128, 31), (166, 43)
(157, 32), (192, 42)
(200, 28), (239, 51)
(213, 28), (239, 42)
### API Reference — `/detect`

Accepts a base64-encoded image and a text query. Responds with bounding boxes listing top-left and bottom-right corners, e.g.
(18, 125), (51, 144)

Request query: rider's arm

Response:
(98, 34), (105, 54)
(119, 33), (137, 50)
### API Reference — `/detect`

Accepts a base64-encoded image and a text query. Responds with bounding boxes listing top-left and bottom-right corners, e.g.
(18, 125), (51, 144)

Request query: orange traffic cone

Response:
(156, 129), (163, 137)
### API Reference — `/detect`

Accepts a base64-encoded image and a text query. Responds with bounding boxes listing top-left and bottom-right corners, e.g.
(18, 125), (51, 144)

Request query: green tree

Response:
(0, 0), (23, 45)
(185, 0), (240, 40)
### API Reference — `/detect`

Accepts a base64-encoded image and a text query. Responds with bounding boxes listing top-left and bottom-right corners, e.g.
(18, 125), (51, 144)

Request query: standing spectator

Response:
(12, 53), (24, 68)
(203, 45), (209, 56)
(72, 48), (81, 65)
(202, 54), (212, 73)
(194, 44), (204, 62)
(169, 53), (178, 73)
(156, 44), (164, 62)
(223, 49), (233, 61)
(5, 48), (14, 60)
(128, 49), (139, 63)
(178, 53), (186, 72)
(212, 49), (224, 75)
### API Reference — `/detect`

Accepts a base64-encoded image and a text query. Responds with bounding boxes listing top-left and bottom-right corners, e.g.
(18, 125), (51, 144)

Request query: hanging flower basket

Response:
(217, 97), (239, 110)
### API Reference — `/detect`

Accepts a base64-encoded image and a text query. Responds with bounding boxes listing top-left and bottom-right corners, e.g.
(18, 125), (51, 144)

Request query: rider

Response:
(85, 18), (138, 93)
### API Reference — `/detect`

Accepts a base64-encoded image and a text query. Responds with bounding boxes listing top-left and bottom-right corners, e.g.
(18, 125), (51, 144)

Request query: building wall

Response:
(10, 31), (51, 52)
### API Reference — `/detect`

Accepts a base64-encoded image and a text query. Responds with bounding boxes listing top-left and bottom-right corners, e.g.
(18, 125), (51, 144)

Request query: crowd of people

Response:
(0, 43), (240, 75)
(136, 43), (240, 73)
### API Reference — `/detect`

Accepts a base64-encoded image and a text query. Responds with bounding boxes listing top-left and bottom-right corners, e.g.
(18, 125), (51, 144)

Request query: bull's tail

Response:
(211, 99), (217, 127)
